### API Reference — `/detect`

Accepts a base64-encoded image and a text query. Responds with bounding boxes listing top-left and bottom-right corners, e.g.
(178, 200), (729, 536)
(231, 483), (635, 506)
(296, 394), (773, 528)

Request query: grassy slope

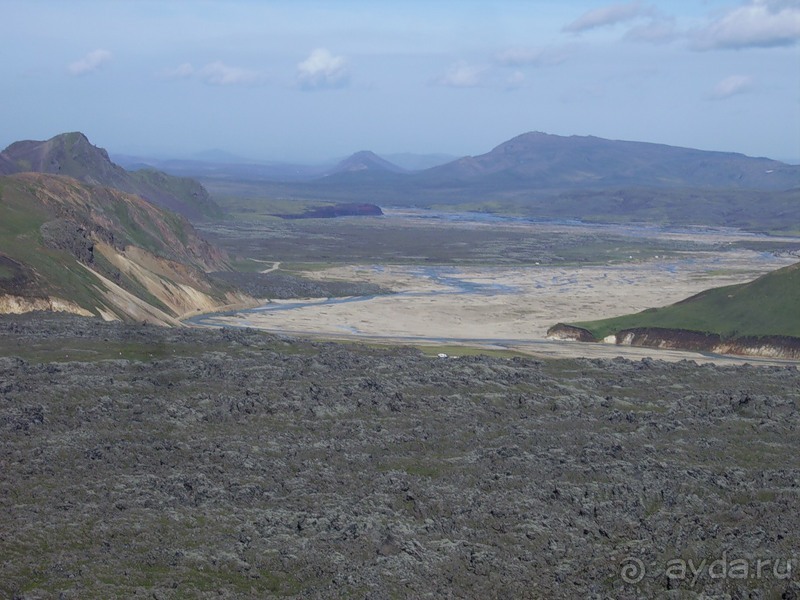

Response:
(130, 168), (224, 220)
(0, 178), (112, 315)
(572, 262), (800, 340)
(0, 174), (238, 319)
(10, 173), (228, 272)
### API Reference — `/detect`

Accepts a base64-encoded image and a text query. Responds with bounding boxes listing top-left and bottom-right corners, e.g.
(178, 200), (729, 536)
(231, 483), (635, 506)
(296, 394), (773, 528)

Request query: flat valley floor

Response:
(198, 211), (800, 365)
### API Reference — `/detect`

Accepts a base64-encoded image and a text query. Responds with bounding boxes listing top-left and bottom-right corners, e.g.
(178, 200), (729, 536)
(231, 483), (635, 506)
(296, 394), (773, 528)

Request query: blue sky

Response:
(2, 0), (799, 162)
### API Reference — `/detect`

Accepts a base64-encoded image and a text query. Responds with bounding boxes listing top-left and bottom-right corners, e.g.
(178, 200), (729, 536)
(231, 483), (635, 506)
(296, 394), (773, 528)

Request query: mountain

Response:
(324, 151), (407, 176)
(256, 132), (799, 231)
(420, 132), (799, 190)
(0, 132), (222, 220)
(0, 153), (15, 175)
(109, 133), (800, 193)
(0, 172), (254, 325)
(111, 151), (457, 183)
(548, 262), (800, 358)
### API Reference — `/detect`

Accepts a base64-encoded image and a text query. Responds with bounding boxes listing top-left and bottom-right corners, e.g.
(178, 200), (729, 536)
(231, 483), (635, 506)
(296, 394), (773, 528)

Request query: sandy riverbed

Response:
(198, 250), (798, 364)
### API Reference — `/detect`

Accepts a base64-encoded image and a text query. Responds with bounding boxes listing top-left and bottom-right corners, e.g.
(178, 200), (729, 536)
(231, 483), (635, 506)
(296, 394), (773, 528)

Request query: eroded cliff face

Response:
(615, 328), (800, 360)
(0, 295), (93, 318)
(94, 243), (255, 320)
(547, 324), (800, 359)
(545, 323), (597, 342)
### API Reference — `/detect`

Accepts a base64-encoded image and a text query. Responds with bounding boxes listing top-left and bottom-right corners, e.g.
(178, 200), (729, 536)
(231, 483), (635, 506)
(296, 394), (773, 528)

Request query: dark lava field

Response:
(1, 314), (798, 599)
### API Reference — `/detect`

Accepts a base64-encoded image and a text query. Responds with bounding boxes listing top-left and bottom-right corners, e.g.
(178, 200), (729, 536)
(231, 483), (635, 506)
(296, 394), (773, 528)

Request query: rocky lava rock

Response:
(0, 313), (797, 599)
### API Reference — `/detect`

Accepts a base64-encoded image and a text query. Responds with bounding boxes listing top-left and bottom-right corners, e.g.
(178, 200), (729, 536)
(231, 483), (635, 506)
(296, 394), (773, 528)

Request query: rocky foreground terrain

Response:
(1, 314), (798, 599)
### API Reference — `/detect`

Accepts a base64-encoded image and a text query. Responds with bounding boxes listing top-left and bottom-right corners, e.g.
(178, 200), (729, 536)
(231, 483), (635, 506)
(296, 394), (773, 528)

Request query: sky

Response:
(2, 0), (799, 163)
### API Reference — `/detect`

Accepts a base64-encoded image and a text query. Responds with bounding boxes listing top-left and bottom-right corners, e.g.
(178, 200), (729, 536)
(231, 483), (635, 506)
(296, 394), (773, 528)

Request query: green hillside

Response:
(0, 173), (244, 323)
(0, 177), (108, 313)
(571, 262), (800, 340)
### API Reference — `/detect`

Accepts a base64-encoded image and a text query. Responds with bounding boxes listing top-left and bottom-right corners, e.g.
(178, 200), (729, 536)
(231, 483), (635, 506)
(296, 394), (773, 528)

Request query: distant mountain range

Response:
(114, 131), (799, 191)
(112, 150), (457, 182)
(0, 133), (222, 220)
(308, 131), (798, 191)
(234, 132), (799, 231)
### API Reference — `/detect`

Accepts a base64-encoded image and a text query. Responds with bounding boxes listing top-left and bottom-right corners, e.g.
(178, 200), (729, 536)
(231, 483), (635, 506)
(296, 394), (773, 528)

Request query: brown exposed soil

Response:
(615, 327), (800, 359)
(547, 324), (800, 360)
(546, 323), (597, 342)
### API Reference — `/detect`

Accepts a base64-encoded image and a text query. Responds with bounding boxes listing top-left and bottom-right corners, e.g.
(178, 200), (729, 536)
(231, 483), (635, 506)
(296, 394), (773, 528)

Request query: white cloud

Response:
(67, 49), (112, 76)
(201, 61), (261, 86)
(296, 48), (349, 90)
(710, 74), (755, 98)
(159, 63), (195, 80)
(692, 0), (800, 50)
(494, 46), (569, 67)
(563, 2), (677, 45)
(564, 1), (651, 33)
(436, 62), (485, 88)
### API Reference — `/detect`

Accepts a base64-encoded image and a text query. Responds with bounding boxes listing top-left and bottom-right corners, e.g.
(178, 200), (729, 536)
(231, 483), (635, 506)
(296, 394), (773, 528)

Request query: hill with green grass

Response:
(548, 262), (800, 358)
(0, 132), (222, 220)
(0, 173), (253, 324)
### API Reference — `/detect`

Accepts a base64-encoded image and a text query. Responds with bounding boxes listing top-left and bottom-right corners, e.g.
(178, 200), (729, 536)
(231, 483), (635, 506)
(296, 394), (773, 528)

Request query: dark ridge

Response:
(273, 202), (383, 219)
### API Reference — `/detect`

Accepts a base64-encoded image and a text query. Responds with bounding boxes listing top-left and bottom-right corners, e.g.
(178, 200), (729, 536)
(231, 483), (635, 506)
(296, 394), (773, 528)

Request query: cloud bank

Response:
(693, 0), (800, 49)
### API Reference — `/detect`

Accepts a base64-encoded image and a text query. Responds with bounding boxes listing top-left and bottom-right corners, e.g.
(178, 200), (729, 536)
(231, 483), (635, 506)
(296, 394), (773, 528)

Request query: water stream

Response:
(187, 265), (512, 328)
